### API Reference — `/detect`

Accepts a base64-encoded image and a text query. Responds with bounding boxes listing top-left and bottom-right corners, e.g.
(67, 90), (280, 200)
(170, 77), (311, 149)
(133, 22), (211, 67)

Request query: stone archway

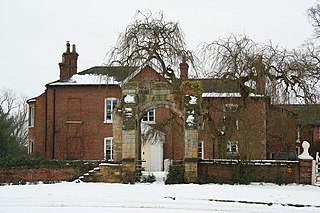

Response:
(112, 80), (200, 183)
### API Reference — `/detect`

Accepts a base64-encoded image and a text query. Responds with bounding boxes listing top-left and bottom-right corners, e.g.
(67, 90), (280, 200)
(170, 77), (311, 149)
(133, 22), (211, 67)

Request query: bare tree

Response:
(106, 10), (196, 89)
(308, 2), (320, 39)
(199, 34), (320, 104)
(0, 89), (28, 157)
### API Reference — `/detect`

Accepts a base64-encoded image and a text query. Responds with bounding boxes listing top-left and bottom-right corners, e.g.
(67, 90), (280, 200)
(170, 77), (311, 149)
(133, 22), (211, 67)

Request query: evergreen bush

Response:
(165, 164), (184, 184)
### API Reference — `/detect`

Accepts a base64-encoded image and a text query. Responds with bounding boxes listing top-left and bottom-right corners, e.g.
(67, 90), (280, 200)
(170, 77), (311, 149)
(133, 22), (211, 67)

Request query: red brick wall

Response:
(130, 66), (171, 85)
(30, 92), (46, 156)
(198, 160), (300, 184)
(0, 162), (98, 183)
(33, 85), (122, 160)
(266, 106), (297, 159)
(199, 97), (268, 160)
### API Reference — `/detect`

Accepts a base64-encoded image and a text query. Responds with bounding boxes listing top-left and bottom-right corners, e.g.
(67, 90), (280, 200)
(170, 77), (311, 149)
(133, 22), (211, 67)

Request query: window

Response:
(198, 141), (204, 159)
(104, 98), (117, 123)
(28, 105), (35, 127)
(226, 140), (238, 159)
(270, 152), (276, 160)
(296, 126), (301, 143)
(224, 104), (239, 131)
(224, 104), (238, 112)
(28, 140), (34, 154)
(142, 109), (155, 123)
(104, 137), (114, 161)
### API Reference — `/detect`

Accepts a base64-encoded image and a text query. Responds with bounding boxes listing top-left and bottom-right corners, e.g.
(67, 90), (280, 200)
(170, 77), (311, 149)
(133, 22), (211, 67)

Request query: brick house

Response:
(280, 104), (320, 158)
(27, 42), (299, 180)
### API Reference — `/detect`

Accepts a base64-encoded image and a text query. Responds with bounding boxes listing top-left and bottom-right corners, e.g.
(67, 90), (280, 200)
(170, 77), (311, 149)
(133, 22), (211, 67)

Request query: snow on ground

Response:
(0, 174), (319, 213)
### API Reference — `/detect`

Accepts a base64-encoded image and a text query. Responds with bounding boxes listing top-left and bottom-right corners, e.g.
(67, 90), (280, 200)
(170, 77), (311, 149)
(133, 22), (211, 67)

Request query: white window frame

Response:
(296, 145), (301, 155)
(142, 109), (155, 124)
(28, 104), (35, 127)
(104, 137), (114, 161)
(198, 140), (204, 159)
(227, 140), (238, 154)
(28, 140), (34, 154)
(224, 104), (238, 112)
(296, 126), (301, 143)
(270, 152), (276, 160)
(104, 98), (117, 123)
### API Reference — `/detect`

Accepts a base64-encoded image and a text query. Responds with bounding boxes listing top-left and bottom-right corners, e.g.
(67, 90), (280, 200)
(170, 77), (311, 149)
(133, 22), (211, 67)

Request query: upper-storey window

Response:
(104, 98), (117, 123)
(224, 104), (239, 131)
(142, 109), (155, 123)
(28, 104), (35, 127)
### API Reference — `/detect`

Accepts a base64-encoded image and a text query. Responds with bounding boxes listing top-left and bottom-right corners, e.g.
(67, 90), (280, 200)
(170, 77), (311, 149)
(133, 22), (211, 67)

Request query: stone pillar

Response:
(298, 141), (313, 184)
(121, 130), (136, 183)
(121, 96), (138, 183)
(184, 129), (198, 183)
(112, 110), (122, 163)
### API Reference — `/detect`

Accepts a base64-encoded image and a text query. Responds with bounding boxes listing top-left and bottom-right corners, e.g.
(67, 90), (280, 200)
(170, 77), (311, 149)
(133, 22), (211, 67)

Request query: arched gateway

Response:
(111, 66), (201, 183)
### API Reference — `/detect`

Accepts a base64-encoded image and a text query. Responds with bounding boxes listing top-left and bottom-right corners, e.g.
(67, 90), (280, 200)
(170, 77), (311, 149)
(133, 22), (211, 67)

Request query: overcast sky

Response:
(0, 0), (317, 98)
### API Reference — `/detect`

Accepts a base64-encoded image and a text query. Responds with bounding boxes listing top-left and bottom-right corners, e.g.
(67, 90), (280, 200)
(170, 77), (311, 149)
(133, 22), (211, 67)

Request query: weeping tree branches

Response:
(308, 2), (320, 39)
(106, 10), (196, 89)
(199, 34), (320, 104)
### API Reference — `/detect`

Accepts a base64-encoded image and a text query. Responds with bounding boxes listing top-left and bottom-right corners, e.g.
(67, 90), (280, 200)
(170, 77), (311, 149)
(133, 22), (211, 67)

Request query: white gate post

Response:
(298, 141), (314, 184)
(312, 160), (316, 185)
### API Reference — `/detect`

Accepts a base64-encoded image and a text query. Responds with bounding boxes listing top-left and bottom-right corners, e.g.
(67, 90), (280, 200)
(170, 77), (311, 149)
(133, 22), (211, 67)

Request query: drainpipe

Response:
(45, 88), (48, 157)
(52, 89), (56, 159)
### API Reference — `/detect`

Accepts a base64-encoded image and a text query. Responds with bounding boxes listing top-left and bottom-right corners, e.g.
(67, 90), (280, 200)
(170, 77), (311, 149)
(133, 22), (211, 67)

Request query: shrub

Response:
(235, 161), (252, 185)
(140, 173), (156, 183)
(165, 164), (184, 184)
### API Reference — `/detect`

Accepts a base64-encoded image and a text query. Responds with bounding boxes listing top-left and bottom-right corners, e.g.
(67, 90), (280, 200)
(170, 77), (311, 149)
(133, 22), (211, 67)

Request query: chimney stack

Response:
(255, 55), (266, 95)
(180, 55), (189, 80)
(59, 41), (79, 79)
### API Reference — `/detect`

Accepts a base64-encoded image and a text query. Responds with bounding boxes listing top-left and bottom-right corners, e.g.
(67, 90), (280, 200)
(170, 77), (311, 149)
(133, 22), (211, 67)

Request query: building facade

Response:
(28, 42), (304, 182)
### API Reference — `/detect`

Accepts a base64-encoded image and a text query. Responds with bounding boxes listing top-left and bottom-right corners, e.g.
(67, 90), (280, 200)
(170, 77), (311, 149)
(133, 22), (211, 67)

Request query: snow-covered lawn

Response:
(1, 175), (319, 213)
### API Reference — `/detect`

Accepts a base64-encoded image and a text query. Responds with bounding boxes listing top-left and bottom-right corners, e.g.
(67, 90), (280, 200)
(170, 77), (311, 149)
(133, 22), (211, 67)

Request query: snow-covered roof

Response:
(49, 74), (121, 86)
(202, 92), (264, 98)
(47, 66), (139, 86)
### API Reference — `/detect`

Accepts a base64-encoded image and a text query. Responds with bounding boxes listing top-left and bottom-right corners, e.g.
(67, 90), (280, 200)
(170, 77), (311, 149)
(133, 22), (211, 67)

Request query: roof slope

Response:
(47, 66), (138, 86)
(199, 79), (240, 93)
(47, 65), (260, 98)
(280, 104), (320, 126)
(192, 78), (260, 98)
(78, 66), (138, 81)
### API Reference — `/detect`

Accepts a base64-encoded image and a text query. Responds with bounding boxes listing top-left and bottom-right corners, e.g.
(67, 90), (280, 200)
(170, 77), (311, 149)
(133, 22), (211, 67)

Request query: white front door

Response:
(142, 142), (164, 172)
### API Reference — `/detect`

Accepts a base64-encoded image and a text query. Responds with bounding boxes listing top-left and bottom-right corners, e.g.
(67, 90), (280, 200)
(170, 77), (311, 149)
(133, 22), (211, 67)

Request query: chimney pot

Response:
(66, 41), (70, 53)
(72, 44), (76, 53)
(180, 56), (189, 80)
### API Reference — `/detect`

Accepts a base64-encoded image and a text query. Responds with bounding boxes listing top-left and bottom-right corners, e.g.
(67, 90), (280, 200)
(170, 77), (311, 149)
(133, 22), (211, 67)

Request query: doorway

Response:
(141, 122), (165, 172)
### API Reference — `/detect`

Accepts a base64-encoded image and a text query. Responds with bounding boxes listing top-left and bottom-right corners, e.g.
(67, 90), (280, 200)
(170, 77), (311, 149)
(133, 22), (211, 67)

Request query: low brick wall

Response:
(198, 160), (300, 184)
(0, 161), (99, 184)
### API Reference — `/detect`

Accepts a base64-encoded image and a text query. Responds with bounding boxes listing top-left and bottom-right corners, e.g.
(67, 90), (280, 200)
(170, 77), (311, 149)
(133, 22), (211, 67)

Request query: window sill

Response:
(141, 121), (156, 124)
(66, 121), (83, 124)
(104, 120), (113, 124)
